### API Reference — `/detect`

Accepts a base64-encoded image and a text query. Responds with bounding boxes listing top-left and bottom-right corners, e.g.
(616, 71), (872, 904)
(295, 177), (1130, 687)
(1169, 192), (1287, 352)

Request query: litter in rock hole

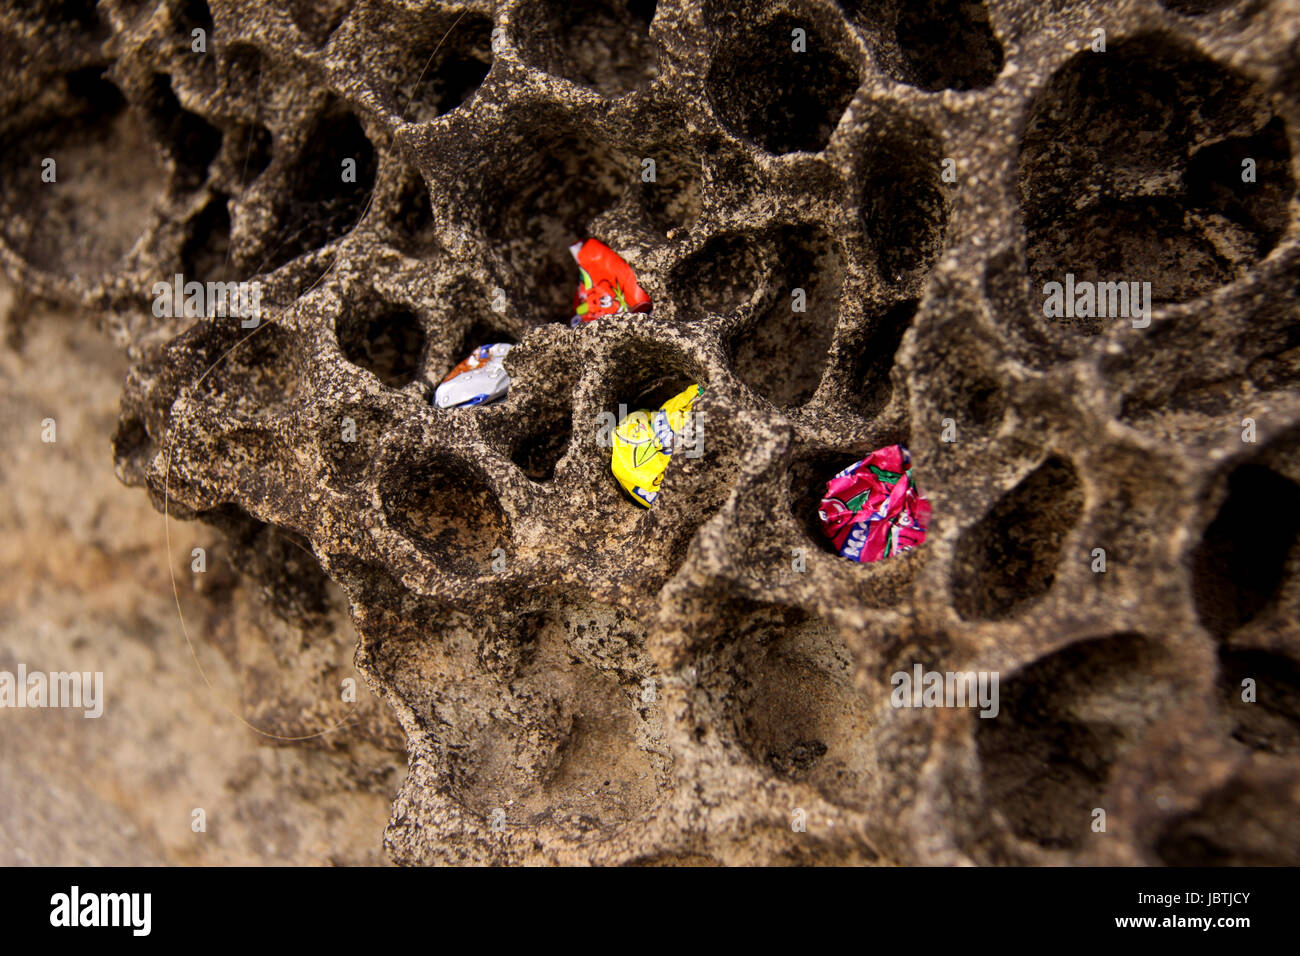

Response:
(818, 444), (930, 562)
(611, 383), (703, 508)
(434, 343), (514, 408)
(570, 238), (652, 327)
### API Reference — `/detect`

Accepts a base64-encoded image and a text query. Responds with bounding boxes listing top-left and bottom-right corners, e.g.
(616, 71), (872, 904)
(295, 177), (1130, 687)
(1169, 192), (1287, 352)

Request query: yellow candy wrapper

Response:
(611, 384), (703, 508)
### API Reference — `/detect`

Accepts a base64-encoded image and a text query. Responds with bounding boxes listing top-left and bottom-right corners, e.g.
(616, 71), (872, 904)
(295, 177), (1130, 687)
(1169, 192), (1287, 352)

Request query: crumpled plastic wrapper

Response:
(611, 383), (703, 507)
(434, 343), (514, 408)
(570, 238), (652, 327)
(818, 444), (930, 562)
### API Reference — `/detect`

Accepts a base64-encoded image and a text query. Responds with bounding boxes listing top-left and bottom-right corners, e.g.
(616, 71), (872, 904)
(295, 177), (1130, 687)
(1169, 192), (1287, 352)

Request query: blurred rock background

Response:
(0, 282), (405, 865)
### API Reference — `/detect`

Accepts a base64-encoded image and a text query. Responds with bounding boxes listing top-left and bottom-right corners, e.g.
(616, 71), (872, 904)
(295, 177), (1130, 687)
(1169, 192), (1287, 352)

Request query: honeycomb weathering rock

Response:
(1, 0), (1299, 865)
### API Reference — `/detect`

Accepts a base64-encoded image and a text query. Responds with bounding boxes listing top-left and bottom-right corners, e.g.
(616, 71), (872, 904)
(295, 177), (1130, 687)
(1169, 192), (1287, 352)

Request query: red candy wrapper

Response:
(818, 445), (930, 562)
(570, 238), (651, 327)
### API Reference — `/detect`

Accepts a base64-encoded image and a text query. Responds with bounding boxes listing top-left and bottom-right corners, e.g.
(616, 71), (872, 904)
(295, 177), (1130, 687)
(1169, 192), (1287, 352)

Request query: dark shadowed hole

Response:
(511, 402), (573, 482)
(56, 0), (101, 27)
(1218, 649), (1300, 755)
(1156, 776), (1300, 865)
(176, 0), (213, 33)
(456, 318), (516, 360)
(382, 457), (509, 575)
(952, 456), (1084, 620)
(977, 633), (1171, 852)
(638, 149), (703, 234)
(706, 12), (859, 154)
(180, 195), (237, 284)
(513, 0), (658, 96)
(1185, 117), (1294, 262)
(728, 224), (844, 408)
(337, 308), (426, 389)
(259, 104), (375, 272)
(1160, 0), (1233, 13)
(1192, 464), (1300, 639)
(895, 0), (1003, 91)
(846, 299), (916, 419)
(230, 122), (272, 187)
(142, 72), (222, 190)
(389, 171), (437, 256)
(397, 13), (493, 122)
(197, 503), (334, 625)
(618, 371), (697, 420)
(111, 415), (156, 484)
(479, 118), (630, 321)
(860, 139), (949, 283)
(1020, 36), (1294, 310)
(1245, 287), (1300, 391)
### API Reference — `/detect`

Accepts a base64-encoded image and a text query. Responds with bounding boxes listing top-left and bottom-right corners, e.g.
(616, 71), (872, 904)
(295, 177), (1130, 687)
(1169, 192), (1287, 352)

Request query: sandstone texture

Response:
(1, 0), (1299, 865)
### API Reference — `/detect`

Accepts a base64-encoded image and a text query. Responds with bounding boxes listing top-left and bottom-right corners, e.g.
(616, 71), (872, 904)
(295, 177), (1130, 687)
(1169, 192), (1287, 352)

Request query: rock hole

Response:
(511, 402), (573, 483)
(785, 441), (916, 601)
(259, 103), (375, 272)
(708, 609), (878, 810)
(141, 72), (222, 191)
(638, 147), (703, 235)
(1192, 464), (1300, 640)
(1020, 36), (1294, 312)
(1218, 649), (1300, 755)
(388, 170), (437, 257)
(1161, 0), (1233, 13)
(602, 342), (705, 507)
(845, 299), (917, 419)
(857, 119), (949, 284)
(180, 194), (237, 284)
(670, 231), (769, 316)
(455, 317), (517, 361)
(381, 456), (509, 575)
(513, 0), (658, 96)
(728, 224), (844, 408)
(841, 0), (1003, 91)
(977, 633), (1173, 852)
(395, 12), (493, 122)
(952, 456), (1084, 620)
(1155, 774), (1300, 865)
(111, 415), (156, 485)
(0, 70), (165, 279)
(706, 9), (859, 154)
(478, 114), (631, 321)
(228, 122), (273, 188)
(196, 503), (334, 625)
(337, 306), (426, 389)
(175, 0), (213, 36)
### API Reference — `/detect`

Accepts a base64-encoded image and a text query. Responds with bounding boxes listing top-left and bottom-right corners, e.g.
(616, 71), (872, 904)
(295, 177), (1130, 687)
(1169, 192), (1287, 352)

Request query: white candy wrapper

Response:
(434, 343), (514, 409)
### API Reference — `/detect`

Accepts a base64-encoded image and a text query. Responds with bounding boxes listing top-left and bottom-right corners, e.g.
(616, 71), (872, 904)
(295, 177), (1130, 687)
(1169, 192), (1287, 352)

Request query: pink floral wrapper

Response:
(818, 444), (930, 562)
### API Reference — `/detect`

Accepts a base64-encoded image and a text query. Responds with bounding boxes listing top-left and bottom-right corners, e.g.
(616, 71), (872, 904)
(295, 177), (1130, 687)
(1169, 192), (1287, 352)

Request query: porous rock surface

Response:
(2, 0), (1299, 865)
